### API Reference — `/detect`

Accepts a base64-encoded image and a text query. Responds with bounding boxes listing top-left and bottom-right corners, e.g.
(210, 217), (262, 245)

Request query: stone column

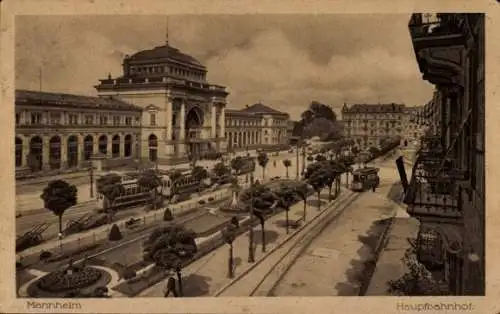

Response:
(22, 139), (29, 168)
(60, 135), (68, 169)
(166, 97), (173, 141)
(42, 136), (50, 170)
(120, 135), (125, 158)
(180, 101), (186, 141)
(107, 138), (112, 159)
(211, 103), (217, 138)
(220, 106), (226, 138)
(93, 135), (99, 157)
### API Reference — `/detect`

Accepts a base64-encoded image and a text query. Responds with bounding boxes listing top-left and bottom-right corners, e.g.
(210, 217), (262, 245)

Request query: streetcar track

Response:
(213, 190), (361, 297)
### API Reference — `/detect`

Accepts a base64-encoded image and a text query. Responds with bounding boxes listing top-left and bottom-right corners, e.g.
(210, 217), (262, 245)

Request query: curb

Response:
(358, 216), (395, 296)
(213, 189), (355, 296)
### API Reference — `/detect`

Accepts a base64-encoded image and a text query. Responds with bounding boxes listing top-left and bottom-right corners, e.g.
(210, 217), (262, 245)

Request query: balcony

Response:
(408, 13), (467, 87)
(404, 155), (463, 223)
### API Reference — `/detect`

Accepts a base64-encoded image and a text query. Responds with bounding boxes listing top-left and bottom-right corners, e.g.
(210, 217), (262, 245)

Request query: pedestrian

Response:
(164, 276), (178, 297)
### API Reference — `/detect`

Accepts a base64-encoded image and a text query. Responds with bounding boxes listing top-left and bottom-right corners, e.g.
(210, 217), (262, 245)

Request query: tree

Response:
(230, 156), (244, 175)
(143, 225), (197, 297)
(96, 173), (123, 211)
(137, 170), (162, 211)
(315, 154), (327, 162)
(282, 159), (292, 178)
(295, 181), (310, 221)
(168, 170), (183, 196)
(244, 184), (276, 253)
(257, 153), (269, 180)
(369, 146), (380, 158)
(40, 180), (78, 235)
(108, 224), (122, 241)
(191, 166), (209, 191)
(276, 185), (297, 234)
(163, 208), (173, 221)
(306, 168), (328, 211)
(222, 218), (239, 278)
(213, 162), (230, 178)
(351, 146), (360, 155)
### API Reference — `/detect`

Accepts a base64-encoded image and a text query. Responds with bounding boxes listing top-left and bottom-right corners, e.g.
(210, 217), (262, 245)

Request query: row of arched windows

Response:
(15, 134), (135, 171)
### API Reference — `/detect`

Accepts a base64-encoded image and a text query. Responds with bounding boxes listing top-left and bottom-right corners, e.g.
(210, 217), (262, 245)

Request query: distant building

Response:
(15, 90), (142, 176)
(341, 103), (405, 150)
(401, 105), (426, 148)
(224, 103), (290, 150)
(95, 41), (228, 164)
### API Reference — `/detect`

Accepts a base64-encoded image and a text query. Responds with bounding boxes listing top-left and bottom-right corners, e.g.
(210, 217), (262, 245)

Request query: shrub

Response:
(108, 224), (122, 241)
(122, 268), (137, 281)
(38, 267), (102, 292)
(198, 199), (206, 205)
(208, 196), (215, 202)
(39, 250), (52, 261)
(163, 208), (173, 221)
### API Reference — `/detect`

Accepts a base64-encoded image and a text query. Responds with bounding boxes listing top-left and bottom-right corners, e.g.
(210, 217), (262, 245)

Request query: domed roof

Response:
(127, 44), (204, 68)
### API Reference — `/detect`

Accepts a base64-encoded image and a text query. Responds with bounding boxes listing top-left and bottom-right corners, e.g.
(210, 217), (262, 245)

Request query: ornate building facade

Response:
(402, 105), (426, 148)
(404, 13), (485, 295)
(15, 90), (142, 176)
(341, 103), (405, 150)
(95, 41), (228, 164)
(224, 103), (290, 150)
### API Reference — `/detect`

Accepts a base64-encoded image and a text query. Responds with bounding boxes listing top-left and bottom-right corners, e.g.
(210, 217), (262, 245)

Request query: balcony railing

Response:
(404, 155), (462, 221)
(409, 13), (465, 39)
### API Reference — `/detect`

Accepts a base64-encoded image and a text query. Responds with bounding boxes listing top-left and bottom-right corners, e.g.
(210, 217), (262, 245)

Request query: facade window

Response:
(15, 113), (20, 126)
(31, 112), (42, 124)
(50, 112), (62, 125)
(135, 117), (140, 124)
(84, 115), (94, 125)
(125, 117), (132, 126)
(68, 113), (79, 125)
(113, 116), (121, 126)
(150, 113), (156, 126)
(99, 116), (108, 125)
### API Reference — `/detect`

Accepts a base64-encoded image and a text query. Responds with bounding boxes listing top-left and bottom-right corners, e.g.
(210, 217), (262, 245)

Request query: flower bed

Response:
(27, 266), (112, 298)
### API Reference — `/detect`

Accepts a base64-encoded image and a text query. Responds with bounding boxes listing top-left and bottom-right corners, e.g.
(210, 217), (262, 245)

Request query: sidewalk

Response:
(138, 187), (349, 297)
(364, 208), (420, 295)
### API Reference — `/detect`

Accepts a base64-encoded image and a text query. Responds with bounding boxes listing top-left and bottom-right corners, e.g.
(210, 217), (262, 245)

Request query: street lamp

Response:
(248, 171), (255, 263)
(89, 166), (94, 198)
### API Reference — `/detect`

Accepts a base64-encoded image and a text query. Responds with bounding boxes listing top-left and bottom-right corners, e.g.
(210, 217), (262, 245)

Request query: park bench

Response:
(290, 217), (304, 229)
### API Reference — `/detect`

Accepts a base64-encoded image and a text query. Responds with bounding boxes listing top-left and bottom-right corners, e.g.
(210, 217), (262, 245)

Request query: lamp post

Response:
(295, 137), (300, 179)
(89, 166), (94, 198)
(248, 172), (255, 263)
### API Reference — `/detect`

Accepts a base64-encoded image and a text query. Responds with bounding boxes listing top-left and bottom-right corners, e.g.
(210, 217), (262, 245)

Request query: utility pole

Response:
(301, 140), (306, 176)
(295, 138), (300, 179)
(89, 166), (94, 198)
(248, 171), (255, 263)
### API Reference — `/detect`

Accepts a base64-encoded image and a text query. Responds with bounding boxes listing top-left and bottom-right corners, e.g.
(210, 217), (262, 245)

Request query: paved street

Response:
(136, 158), (397, 298)
(270, 163), (403, 296)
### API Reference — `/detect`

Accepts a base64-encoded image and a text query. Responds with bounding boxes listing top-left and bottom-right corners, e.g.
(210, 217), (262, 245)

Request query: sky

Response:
(15, 14), (434, 120)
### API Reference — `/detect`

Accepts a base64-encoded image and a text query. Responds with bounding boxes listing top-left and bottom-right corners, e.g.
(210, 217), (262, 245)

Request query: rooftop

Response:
(342, 103), (405, 113)
(241, 103), (289, 116)
(126, 44), (205, 68)
(16, 89), (142, 111)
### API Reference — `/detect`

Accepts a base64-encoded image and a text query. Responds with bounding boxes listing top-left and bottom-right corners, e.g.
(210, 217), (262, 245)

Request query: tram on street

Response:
(350, 167), (380, 192)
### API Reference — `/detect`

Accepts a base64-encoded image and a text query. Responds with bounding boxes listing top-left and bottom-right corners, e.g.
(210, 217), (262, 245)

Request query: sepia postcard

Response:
(0, 0), (499, 313)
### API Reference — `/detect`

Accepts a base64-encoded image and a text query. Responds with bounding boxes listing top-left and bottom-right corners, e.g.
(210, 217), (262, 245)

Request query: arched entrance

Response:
(124, 134), (132, 157)
(67, 135), (79, 168)
(84, 135), (93, 160)
(149, 134), (158, 162)
(49, 136), (61, 169)
(98, 135), (107, 155)
(112, 135), (120, 158)
(185, 107), (204, 157)
(15, 137), (23, 168)
(29, 136), (43, 172)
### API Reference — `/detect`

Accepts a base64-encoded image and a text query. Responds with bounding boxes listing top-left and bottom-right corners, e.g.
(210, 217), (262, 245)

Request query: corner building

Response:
(341, 103), (405, 150)
(15, 90), (142, 176)
(95, 42), (228, 164)
(405, 13), (485, 295)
